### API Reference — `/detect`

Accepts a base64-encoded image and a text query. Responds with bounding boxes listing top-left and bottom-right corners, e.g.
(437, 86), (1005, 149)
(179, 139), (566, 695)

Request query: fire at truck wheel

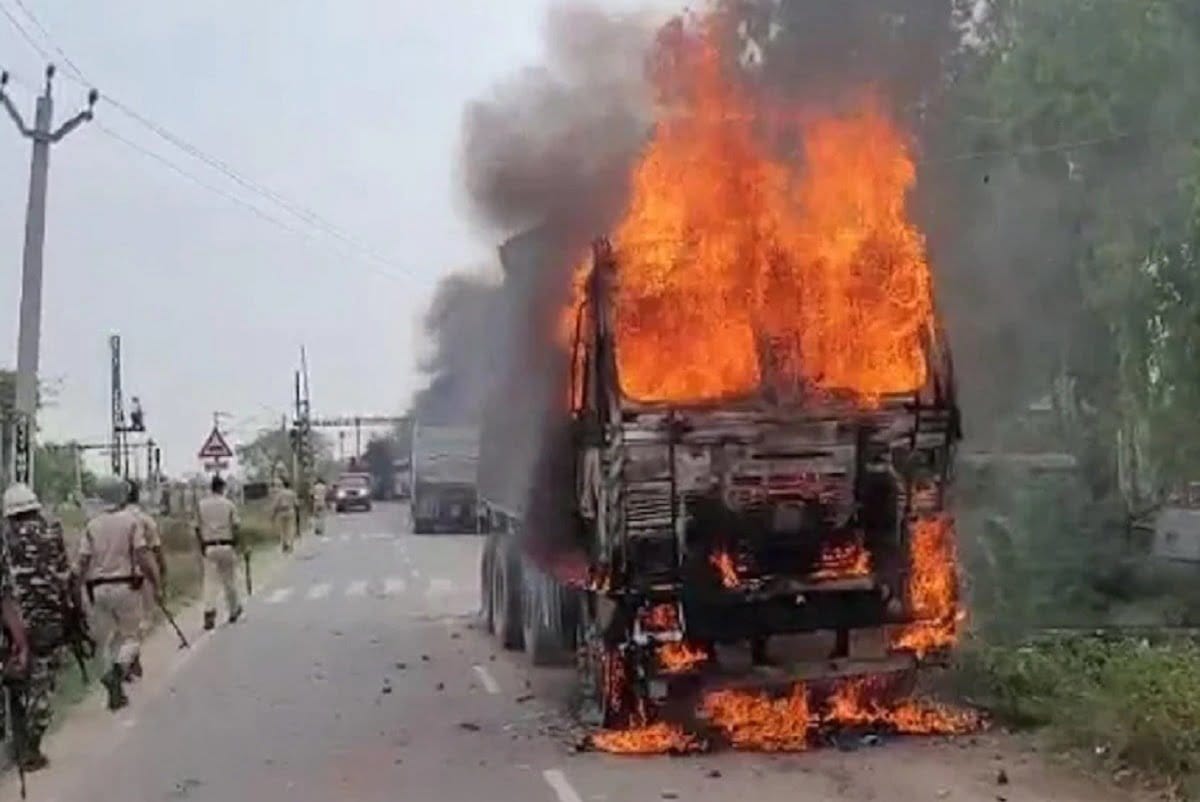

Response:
(490, 537), (524, 650)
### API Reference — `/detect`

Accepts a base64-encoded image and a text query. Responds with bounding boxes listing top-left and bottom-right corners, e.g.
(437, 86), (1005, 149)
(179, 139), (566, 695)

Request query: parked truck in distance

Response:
(479, 237), (961, 729)
(410, 424), (480, 533)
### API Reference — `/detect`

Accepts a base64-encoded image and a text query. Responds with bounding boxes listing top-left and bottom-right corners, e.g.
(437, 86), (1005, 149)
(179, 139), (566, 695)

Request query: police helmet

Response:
(2, 483), (41, 517)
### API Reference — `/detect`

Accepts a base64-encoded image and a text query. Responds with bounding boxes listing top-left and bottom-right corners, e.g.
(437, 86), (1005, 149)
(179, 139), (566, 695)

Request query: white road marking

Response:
(411, 568), (422, 579)
(428, 578), (454, 596)
(307, 583), (331, 600)
(383, 577), (406, 595)
(472, 664), (501, 694)
(345, 580), (368, 598)
(543, 769), (583, 802)
(265, 587), (293, 604)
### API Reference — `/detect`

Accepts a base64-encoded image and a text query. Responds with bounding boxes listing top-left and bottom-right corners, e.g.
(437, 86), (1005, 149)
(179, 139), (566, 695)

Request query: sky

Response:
(0, 0), (660, 476)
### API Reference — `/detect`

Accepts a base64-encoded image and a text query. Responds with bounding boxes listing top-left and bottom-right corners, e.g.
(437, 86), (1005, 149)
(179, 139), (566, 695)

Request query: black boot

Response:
(128, 654), (143, 680)
(228, 604), (243, 624)
(102, 666), (129, 711)
(17, 734), (48, 772)
(203, 609), (216, 630)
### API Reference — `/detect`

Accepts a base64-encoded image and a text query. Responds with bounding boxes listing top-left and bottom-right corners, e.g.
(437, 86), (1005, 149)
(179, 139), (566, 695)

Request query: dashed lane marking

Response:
(472, 664), (501, 694)
(383, 577), (407, 595)
(307, 583), (331, 600)
(543, 769), (583, 802)
(345, 580), (368, 598)
(265, 587), (293, 604)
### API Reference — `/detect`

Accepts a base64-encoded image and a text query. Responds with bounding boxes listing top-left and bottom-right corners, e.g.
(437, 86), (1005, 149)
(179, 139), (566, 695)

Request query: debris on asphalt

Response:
(861, 734), (882, 747)
(451, 632), (461, 639)
(937, 790), (950, 799)
(421, 654), (431, 662)
(489, 654), (496, 661)
(661, 791), (679, 799)
(706, 769), (722, 779)
(381, 682), (393, 695)
(395, 662), (407, 670)
(459, 721), (482, 732)
(436, 682), (445, 691)
(996, 769), (1009, 786)
(516, 694), (534, 703)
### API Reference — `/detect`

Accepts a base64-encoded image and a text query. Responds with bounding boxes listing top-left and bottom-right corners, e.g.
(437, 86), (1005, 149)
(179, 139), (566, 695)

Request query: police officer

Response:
(77, 476), (161, 711)
(0, 483), (71, 770)
(196, 474), (242, 630)
(126, 480), (163, 680)
(271, 476), (299, 553)
(310, 478), (328, 537)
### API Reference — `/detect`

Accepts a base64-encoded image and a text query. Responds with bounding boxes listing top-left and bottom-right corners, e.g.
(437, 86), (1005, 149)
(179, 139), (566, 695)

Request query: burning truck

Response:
(478, 13), (969, 752)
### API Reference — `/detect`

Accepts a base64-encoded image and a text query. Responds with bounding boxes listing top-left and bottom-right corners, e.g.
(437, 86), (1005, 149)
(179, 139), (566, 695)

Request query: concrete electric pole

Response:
(0, 66), (96, 485)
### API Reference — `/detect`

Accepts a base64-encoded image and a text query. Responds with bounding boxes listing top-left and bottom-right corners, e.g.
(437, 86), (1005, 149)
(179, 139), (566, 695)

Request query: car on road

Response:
(333, 473), (373, 513)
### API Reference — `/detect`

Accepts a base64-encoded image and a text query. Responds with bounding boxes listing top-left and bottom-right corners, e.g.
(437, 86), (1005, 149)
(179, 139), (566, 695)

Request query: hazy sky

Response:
(0, 1), (659, 476)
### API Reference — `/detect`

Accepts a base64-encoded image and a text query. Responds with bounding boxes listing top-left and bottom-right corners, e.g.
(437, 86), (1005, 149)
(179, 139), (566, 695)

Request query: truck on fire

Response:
(410, 423), (480, 533)
(479, 234), (962, 739)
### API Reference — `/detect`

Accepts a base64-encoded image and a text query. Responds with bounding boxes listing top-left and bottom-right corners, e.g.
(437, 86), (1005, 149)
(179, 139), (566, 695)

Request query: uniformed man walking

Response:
(311, 478), (328, 537)
(0, 508), (30, 765)
(271, 476), (299, 553)
(196, 474), (242, 630)
(77, 476), (161, 711)
(127, 480), (163, 680)
(0, 483), (72, 770)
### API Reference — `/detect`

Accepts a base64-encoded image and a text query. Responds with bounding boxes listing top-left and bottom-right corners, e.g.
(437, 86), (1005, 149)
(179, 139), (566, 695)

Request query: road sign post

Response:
(198, 426), (233, 473)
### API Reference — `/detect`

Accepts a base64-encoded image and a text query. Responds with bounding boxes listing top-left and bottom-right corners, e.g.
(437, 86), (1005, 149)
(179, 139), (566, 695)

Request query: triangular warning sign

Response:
(198, 426), (234, 459)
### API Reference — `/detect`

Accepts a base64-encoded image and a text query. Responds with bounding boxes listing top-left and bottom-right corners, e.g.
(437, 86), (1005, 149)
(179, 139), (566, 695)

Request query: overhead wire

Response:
(0, 0), (408, 276)
(0, 0), (48, 62)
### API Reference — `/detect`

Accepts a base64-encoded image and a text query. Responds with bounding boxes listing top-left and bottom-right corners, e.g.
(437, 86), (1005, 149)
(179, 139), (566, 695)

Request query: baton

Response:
(156, 598), (190, 649)
(244, 550), (253, 596)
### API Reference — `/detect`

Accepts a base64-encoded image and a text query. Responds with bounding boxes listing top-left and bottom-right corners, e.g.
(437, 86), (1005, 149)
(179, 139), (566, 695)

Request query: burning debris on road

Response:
(590, 675), (981, 756)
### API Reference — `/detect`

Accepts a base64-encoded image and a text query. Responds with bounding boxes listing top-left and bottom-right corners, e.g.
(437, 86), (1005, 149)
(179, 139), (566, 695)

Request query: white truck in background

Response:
(410, 424), (480, 533)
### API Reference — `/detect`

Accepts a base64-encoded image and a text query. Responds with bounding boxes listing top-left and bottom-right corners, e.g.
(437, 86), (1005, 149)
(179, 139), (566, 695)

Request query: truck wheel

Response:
(481, 535), (496, 635)
(491, 539), (523, 650)
(522, 567), (567, 667)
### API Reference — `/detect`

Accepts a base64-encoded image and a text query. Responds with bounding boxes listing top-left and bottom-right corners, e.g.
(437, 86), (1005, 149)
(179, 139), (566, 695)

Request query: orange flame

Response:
(709, 549), (739, 588)
(658, 641), (709, 674)
(601, 15), (934, 404)
(641, 603), (680, 632)
(701, 684), (811, 751)
(892, 515), (962, 656)
(825, 677), (980, 735)
(591, 721), (702, 755)
(811, 534), (872, 581)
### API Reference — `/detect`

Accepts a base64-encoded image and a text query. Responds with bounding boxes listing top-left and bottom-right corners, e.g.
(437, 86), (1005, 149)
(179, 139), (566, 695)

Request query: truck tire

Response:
(491, 537), (523, 650)
(522, 564), (568, 667)
(481, 534), (496, 635)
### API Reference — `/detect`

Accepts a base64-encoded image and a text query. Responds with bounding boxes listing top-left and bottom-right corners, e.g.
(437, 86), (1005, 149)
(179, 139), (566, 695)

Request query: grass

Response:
(953, 634), (1200, 795)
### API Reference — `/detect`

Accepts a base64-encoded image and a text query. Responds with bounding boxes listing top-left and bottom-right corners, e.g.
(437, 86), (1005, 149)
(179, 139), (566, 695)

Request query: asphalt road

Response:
(6, 503), (1135, 802)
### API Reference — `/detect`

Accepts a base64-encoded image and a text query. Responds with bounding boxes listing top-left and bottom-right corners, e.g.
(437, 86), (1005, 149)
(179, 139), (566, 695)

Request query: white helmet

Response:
(3, 483), (41, 517)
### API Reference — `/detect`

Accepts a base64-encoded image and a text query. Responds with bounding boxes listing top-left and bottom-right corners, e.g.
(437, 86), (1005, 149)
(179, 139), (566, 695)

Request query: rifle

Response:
(243, 549), (253, 596)
(7, 682), (27, 799)
(61, 586), (96, 683)
(1, 646), (28, 799)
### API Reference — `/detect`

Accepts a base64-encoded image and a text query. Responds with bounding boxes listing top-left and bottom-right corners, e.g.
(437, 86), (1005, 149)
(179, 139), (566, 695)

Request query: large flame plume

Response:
(603, 15), (935, 404)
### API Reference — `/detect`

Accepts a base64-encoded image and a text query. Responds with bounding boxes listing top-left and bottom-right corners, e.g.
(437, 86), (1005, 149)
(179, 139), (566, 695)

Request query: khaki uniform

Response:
(196, 493), (241, 616)
(78, 507), (146, 677)
(311, 482), (327, 536)
(129, 503), (162, 636)
(272, 487), (299, 551)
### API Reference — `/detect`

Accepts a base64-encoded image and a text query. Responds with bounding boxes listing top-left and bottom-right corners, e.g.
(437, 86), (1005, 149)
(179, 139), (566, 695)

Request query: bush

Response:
(955, 635), (1200, 790)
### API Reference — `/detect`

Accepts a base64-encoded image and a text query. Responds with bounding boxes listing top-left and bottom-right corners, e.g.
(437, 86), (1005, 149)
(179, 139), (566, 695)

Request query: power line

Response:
(8, 0), (81, 80)
(2, 1), (407, 273)
(0, 0), (49, 62)
(92, 121), (407, 282)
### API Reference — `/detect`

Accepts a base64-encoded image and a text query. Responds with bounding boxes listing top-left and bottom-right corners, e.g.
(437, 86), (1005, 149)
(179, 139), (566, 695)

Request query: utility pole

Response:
(0, 66), (96, 485)
(110, 335), (125, 475)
